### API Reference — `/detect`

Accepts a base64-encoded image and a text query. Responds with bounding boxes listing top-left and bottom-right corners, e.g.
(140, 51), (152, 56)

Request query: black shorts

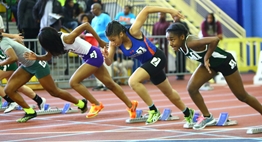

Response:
(211, 53), (238, 76)
(141, 48), (167, 85)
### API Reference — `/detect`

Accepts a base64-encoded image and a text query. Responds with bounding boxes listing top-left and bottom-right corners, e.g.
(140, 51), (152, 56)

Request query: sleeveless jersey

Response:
(119, 30), (157, 64)
(180, 35), (228, 67)
(61, 33), (92, 56)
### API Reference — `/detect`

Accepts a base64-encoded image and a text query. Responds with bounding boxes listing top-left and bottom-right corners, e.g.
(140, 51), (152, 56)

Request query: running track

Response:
(0, 73), (262, 142)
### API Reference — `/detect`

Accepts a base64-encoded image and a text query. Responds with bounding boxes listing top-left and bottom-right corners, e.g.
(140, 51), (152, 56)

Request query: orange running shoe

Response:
(127, 100), (138, 119)
(86, 102), (104, 118)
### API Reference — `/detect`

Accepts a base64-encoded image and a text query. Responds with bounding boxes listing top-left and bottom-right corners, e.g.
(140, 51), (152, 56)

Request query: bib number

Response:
(90, 50), (97, 59)
(2, 64), (10, 71)
(229, 59), (236, 69)
(39, 61), (47, 68)
(150, 57), (161, 67)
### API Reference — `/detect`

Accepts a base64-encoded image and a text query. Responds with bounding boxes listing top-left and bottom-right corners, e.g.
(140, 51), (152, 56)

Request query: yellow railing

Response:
(185, 38), (262, 73)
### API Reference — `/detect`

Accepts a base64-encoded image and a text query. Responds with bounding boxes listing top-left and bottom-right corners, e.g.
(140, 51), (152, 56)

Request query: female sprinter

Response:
(166, 22), (262, 129)
(103, 6), (194, 125)
(0, 49), (46, 113)
(0, 32), (46, 113)
(23, 23), (138, 119)
(0, 35), (87, 123)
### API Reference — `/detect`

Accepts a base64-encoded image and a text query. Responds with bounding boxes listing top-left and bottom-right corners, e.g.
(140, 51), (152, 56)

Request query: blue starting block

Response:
(44, 104), (50, 111)
(126, 108), (179, 124)
(183, 112), (237, 129)
(2, 101), (8, 107)
(136, 109), (143, 118)
(193, 112), (200, 123)
(61, 103), (70, 114)
(37, 103), (78, 115)
(159, 108), (172, 121)
(216, 112), (229, 126)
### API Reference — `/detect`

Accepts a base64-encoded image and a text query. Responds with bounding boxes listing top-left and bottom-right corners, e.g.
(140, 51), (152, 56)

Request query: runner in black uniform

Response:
(166, 23), (262, 130)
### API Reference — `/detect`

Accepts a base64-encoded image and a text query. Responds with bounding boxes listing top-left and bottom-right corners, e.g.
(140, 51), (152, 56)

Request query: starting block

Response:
(0, 101), (36, 112)
(36, 103), (78, 115)
(247, 128), (262, 134)
(183, 112), (237, 129)
(126, 108), (179, 124)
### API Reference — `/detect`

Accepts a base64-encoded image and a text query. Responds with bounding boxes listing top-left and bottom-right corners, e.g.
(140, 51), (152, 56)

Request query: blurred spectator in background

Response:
(75, 0), (86, 15)
(33, 0), (63, 65)
(62, 0), (79, 30)
(91, 3), (112, 91)
(173, 15), (190, 80)
(91, 3), (110, 43)
(114, 5), (135, 28)
(5, 0), (19, 26)
(200, 13), (223, 40)
(79, 13), (94, 37)
(152, 12), (170, 51)
(17, 0), (40, 54)
(79, 13), (98, 47)
(85, 0), (102, 13)
(33, 0), (63, 31)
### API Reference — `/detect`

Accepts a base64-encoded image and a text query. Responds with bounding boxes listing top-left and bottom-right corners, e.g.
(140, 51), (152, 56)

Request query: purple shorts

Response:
(82, 46), (104, 68)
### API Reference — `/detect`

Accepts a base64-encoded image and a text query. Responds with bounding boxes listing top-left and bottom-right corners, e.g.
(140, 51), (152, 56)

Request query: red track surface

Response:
(0, 73), (262, 141)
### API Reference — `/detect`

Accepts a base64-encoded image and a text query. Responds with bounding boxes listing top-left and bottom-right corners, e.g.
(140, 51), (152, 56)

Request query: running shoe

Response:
(193, 114), (216, 130)
(86, 102), (104, 118)
(127, 100), (138, 119)
(78, 99), (88, 113)
(146, 109), (161, 125)
(4, 102), (18, 113)
(38, 97), (46, 110)
(16, 111), (37, 123)
(183, 108), (195, 128)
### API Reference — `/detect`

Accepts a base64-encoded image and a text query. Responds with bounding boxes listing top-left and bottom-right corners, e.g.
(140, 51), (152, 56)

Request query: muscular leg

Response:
(17, 85), (36, 99)
(94, 65), (132, 108)
(187, 65), (217, 116)
(69, 63), (100, 105)
(225, 70), (262, 114)
(0, 70), (13, 97)
(4, 68), (33, 108)
(38, 74), (78, 104)
(156, 78), (185, 111)
(128, 67), (152, 106)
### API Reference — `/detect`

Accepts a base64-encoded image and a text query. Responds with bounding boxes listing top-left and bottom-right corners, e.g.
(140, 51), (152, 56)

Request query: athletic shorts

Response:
(141, 48), (167, 85)
(82, 46), (104, 68)
(0, 62), (18, 71)
(21, 60), (50, 79)
(211, 53), (238, 76)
